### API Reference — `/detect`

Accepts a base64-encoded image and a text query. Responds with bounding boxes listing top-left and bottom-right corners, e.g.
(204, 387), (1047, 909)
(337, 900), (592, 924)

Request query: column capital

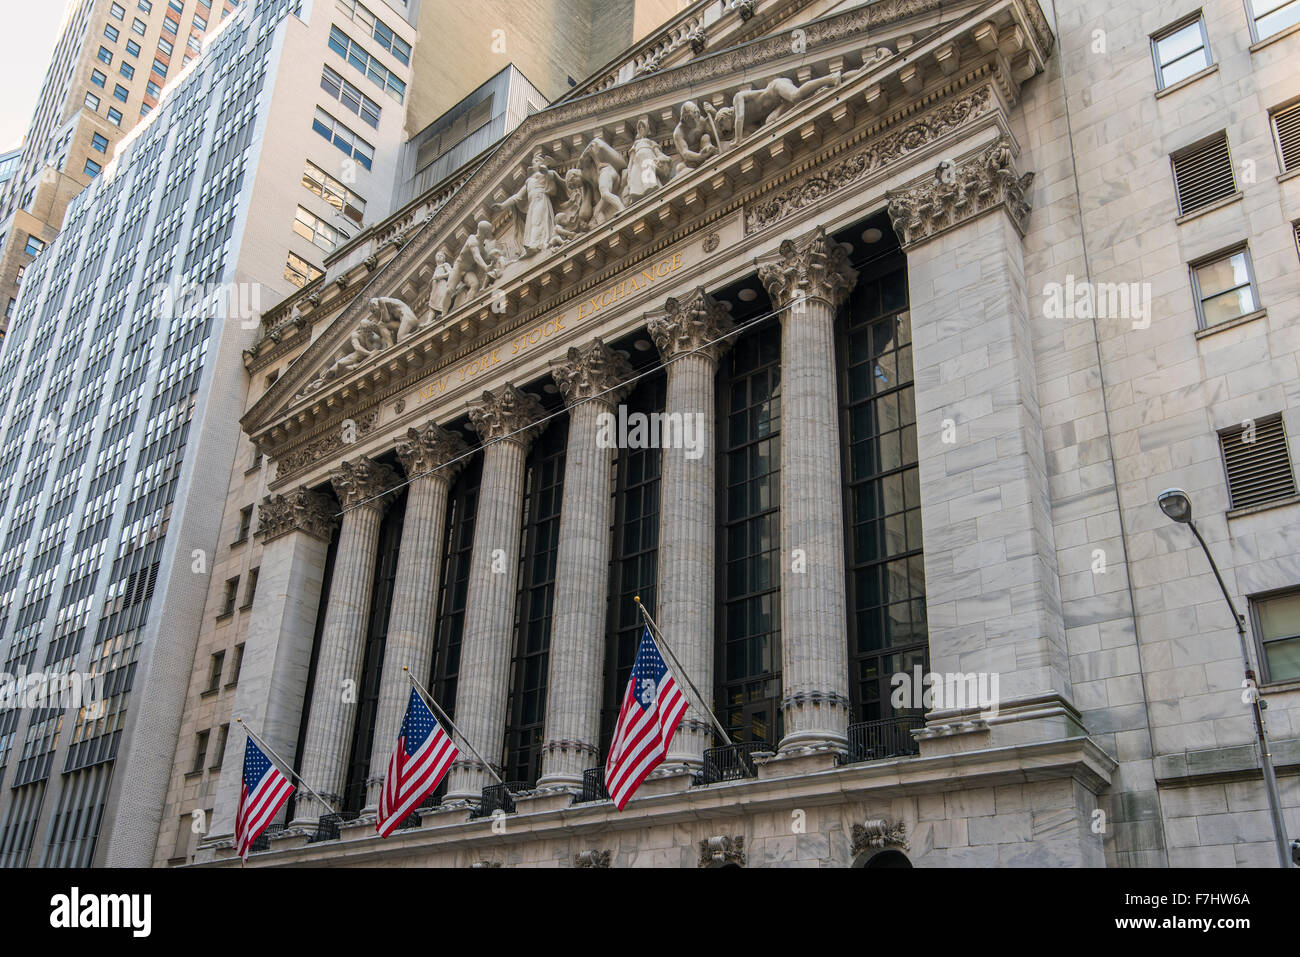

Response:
(757, 226), (858, 311)
(647, 287), (736, 364)
(396, 421), (469, 481)
(886, 134), (1035, 248)
(256, 487), (338, 544)
(468, 382), (548, 448)
(550, 338), (634, 409)
(329, 457), (400, 511)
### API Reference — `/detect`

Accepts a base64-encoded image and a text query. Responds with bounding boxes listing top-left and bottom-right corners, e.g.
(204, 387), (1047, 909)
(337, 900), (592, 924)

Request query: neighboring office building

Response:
(0, 0), (240, 336)
(174, 0), (1300, 870)
(0, 0), (421, 868)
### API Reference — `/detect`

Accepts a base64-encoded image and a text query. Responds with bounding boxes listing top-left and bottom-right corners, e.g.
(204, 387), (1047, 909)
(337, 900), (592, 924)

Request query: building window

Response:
(219, 577), (239, 617)
(204, 651), (225, 693)
(504, 417), (568, 786)
(113, 84), (129, 103)
(138, 0), (152, 11)
(337, 0), (412, 65)
(158, 37), (174, 56)
(1191, 245), (1259, 328)
(430, 456), (483, 724)
(190, 730), (209, 773)
(120, 61), (135, 79)
(90, 69), (107, 88)
(1151, 15), (1211, 89)
(1247, 0), (1300, 41)
(228, 643), (245, 687)
(320, 65), (381, 128)
(146, 80), (161, 98)
(1219, 414), (1296, 509)
(84, 91), (101, 112)
(718, 320), (783, 745)
(5, 298), (14, 319)
(97, 46), (113, 64)
(210, 724), (228, 770)
(328, 24), (407, 103)
(152, 57), (168, 79)
(91, 133), (108, 153)
(1171, 132), (1236, 214)
(110, 2), (125, 19)
(132, 17), (146, 35)
(1271, 100), (1300, 173)
(293, 205), (349, 251)
(235, 505), (253, 543)
(242, 567), (259, 609)
(840, 254), (927, 727)
(284, 252), (322, 288)
(126, 38), (141, 57)
(1251, 590), (1300, 683)
(23, 235), (44, 256)
(163, 17), (179, 37)
(107, 108), (123, 126)
(105, 23), (120, 42)
(303, 160), (366, 224)
(194, 12), (207, 29)
(311, 108), (374, 169)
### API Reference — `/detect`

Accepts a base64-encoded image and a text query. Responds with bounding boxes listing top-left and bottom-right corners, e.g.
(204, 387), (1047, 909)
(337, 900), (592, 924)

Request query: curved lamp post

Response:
(1157, 488), (1293, 868)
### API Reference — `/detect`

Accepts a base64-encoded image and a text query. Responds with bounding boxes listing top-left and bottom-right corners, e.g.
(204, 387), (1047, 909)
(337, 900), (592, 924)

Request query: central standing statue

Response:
(495, 151), (566, 257)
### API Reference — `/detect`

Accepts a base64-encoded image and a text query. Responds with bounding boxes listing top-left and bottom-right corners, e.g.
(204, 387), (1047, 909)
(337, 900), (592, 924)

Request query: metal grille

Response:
(1275, 101), (1300, 172)
(1220, 416), (1296, 510)
(1172, 134), (1236, 214)
(469, 782), (529, 818)
(575, 766), (610, 804)
(700, 742), (769, 783)
(845, 716), (925, 764)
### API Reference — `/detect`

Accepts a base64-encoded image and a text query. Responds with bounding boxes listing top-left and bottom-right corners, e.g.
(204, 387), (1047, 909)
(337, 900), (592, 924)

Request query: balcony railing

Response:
(845, 715), (925, 764)
(469, 781), (529, 819)
(250, 823), (283, 853)
(307, 810), (359, 844)
(575, 767), (610, 804)
(700, 741), (770, 784)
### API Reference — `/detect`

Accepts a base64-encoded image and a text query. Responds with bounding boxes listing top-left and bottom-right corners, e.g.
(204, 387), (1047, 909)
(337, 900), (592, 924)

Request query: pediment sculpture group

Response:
(299, 66), (862, 400)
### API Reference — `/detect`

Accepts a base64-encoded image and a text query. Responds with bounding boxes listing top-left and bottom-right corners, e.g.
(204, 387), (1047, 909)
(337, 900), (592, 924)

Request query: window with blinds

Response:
(1171, 133), (1236, 214)
(1219, 415), (1297, 510)
(1272, 100), (1300, 172)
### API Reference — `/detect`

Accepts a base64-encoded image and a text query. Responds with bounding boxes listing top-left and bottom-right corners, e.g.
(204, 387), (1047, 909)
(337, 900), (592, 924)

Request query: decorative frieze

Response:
(886, 133), (1034, 247)
(550, 338), (634, 408)
(329, 457), (400, 511)
(647, 288), (736, 364)
(744, 84), (993, 233)
(851, 819), (909, 855)
(698, 834), (746, 867)
(274, 408), (380, 480)
(467, 383), (549, 447)
(395, 422), (469, 480)
(255, 487), (338, 545)
(757, 226), (858, 310)
(574, 849), (611, 868)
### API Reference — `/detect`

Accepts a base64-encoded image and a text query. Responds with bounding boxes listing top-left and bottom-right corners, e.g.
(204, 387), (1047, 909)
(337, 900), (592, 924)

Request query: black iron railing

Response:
(307, 810), (359, 844)
(845, 715), (925, 763)
(250, 824), (283, 853)
(469, 781), (529, 818)
(700, 741), (770, 784)
(575, 767), (610, 804)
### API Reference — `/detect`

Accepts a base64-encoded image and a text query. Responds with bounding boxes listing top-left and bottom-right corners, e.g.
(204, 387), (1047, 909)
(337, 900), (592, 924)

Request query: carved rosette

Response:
(757, 227), (858, 311)
(328, 457), (400, 512)
(550, 338), (635, 410)
(255, 487), (338, 545)
(886, 134), (1035, 248)
(698, 834), (746, 867)
(647, 288), (736, 364)
(467, 383), (549, 449)
(574, 849), (611, 868)
(850, 819), (909, 855)
(395, 422), (469, 483)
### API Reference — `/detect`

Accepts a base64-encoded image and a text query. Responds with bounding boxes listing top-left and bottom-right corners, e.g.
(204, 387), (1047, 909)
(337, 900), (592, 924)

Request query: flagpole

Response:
(634, 596), (734, 747)
(235, 718), (337, 815)
(401, 667), (506, 788)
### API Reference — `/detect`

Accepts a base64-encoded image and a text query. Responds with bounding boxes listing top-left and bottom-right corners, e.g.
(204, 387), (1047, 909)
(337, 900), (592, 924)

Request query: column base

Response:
(514, 790), (574, 813)
(757, 747), (843, 779)
(635, 766), (696, 798)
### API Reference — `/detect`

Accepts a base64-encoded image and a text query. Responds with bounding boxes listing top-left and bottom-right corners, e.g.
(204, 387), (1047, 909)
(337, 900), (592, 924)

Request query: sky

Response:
(0, 0), (74, 152)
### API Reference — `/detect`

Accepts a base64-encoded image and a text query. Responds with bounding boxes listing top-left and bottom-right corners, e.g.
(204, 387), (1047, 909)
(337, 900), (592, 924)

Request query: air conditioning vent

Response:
(1220, 415), (1296, 510)
(1172, 133), (1236, 214)
(1273, 101), (1300, 172)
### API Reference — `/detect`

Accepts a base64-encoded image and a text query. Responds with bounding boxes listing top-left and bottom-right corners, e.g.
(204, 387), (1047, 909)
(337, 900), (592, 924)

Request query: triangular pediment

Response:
(245, 0), (1053, 463)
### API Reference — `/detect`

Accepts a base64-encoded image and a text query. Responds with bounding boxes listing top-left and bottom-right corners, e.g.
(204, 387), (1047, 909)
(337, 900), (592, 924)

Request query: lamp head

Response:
(1158, 488), (1192, 524)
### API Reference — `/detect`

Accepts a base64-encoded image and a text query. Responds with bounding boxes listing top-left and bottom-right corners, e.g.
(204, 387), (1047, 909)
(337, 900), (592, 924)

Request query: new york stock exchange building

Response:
(163, 0), (1300, 869)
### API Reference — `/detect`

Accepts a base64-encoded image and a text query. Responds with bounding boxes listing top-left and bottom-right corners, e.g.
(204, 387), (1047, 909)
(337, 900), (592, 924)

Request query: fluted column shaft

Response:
(759, 228), (857, 752)
(538, 340), (633, 789)
(648, 290), (734, 769)
(444, 384), (547, 801)
(292, 458), (397, 822)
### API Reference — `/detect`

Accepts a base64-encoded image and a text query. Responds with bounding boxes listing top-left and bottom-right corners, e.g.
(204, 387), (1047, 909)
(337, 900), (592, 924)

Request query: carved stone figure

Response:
(624, 115), (672, 202)
(495, 151), (566, 257)
(579, 137), (627, 226)
(441, 220), (498, 314)
(428, 250), (451, 314)
(301, 313), (391, 396)
(370, 296), (423, 344)
(555, 167), (592, 240)
(732, 70), (843, 145)
(671, 100), (719, 175)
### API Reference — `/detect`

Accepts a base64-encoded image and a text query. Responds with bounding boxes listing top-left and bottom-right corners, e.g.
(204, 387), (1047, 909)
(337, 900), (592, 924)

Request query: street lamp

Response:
(1157, 488), (1293, 868)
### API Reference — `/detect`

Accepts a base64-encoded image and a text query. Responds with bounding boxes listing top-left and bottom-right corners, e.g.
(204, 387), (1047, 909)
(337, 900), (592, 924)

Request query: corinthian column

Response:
(364, 423), (468, 809)
(292, 457), (398, 822)
(443, 384), (548, 801)
(647, 289), (735, 769)
(536, 339), (634, 790)
(758, 226), (857, 754)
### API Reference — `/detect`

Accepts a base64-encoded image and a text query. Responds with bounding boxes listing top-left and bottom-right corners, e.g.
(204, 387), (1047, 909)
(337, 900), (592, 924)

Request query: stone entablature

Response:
(244, 0), (1052, 478)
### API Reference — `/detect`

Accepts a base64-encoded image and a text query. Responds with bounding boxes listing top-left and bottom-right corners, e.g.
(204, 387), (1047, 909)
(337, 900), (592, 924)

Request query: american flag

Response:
(605, 627), (687, 810)
(235, 736), (294, 861)
(377, 687), (459, 837)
